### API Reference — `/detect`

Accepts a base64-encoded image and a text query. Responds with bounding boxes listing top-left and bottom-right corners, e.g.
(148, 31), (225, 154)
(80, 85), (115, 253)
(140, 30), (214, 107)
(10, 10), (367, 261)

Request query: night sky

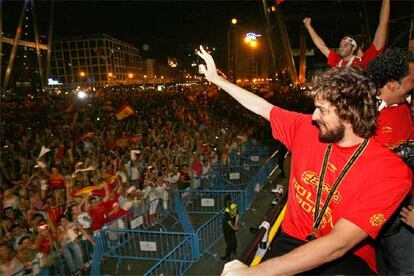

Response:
(3, 0), (413, 65)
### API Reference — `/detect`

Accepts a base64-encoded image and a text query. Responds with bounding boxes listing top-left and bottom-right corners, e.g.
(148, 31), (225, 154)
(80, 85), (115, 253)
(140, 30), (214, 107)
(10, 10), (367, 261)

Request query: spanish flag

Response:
(115, 103), (135, 120)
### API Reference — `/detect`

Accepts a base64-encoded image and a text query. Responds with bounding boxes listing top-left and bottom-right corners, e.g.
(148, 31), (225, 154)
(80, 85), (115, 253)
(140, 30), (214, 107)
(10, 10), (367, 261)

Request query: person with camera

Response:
(367, 48), (414, 275)
(303, 0), (389, 68)
(197, 46), (411, 275)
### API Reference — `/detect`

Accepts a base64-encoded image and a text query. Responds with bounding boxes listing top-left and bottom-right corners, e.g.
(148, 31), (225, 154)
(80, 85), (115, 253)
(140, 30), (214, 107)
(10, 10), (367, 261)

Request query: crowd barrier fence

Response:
(89, 144), (277, 276)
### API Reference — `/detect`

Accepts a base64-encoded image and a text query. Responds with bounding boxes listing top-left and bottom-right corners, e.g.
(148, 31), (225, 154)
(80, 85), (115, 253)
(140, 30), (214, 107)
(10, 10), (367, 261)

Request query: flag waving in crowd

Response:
(114, 103), (135, 120)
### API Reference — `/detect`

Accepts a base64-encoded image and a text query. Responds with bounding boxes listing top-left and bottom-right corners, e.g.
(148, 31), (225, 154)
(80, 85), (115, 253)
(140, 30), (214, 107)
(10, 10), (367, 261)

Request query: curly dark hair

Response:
(308, 67), (378, 138)
(367, 48), (414, 89)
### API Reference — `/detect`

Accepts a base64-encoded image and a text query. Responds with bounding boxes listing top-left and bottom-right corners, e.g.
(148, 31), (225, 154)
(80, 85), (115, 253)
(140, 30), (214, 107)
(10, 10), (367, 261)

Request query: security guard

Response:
(221, 195), (239, 261)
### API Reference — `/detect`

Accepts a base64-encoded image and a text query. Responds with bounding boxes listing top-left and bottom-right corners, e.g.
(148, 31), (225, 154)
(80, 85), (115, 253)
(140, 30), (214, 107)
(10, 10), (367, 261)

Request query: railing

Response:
(89, 143), (277, 275)
(196, 212), (223, 254)
(177, 189), (246, 214)
(143, 235), (195, 276)
(241, 192), (288, 266)
(93, 228), (198, 275)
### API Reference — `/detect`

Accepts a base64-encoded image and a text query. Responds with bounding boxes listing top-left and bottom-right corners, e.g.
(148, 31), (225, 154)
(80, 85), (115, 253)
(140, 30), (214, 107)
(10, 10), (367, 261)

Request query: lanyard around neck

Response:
(307, 139), (370, 241)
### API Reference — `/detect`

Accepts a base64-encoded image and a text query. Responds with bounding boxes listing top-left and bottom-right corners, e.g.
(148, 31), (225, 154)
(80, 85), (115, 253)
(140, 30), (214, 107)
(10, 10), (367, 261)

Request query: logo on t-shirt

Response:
(369, 213), (386, 227)
(381, 126), (393, 134)
(302, 170), (341, 203)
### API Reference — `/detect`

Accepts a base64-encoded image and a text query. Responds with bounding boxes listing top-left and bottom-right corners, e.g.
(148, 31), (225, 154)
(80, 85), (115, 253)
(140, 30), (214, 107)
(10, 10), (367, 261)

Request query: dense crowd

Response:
(0, 82), (311, 275)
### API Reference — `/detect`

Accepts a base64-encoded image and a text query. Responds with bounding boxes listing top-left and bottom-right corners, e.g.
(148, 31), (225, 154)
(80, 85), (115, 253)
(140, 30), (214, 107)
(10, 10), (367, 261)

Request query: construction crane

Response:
(1, 0), (54, 93)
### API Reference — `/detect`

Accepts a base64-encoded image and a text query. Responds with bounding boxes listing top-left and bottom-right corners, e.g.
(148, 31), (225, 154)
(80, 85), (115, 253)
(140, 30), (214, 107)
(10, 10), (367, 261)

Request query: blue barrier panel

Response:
(196, 212), (223, 254)
(143, 235), (195, 276)
(177, 189), (245, 214)
(96, 228), (198, 275)
(244, 158), (277, 209)
(173, 191), (196, 234)
(98, 228), (193, 260)
(219, 165), (261, 186)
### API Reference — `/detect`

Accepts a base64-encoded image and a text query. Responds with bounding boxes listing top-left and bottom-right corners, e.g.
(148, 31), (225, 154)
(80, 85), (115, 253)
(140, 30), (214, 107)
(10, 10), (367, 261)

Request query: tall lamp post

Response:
(79, 71), (86, 88)
(227, 18), (238, 82)
(244, 33), (260, 82)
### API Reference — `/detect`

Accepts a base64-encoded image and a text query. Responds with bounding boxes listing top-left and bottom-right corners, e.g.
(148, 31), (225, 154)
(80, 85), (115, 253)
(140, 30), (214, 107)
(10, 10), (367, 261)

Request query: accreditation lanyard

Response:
(306, 139), (369, 241)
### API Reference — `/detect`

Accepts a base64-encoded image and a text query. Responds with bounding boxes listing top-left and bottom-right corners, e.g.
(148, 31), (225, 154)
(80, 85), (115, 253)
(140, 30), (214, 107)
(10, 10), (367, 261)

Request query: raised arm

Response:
(372, 0), (390, 50)
(222, 218), (368, 275)
(197, 46), (273, 121)
(303, 17), (330, 58)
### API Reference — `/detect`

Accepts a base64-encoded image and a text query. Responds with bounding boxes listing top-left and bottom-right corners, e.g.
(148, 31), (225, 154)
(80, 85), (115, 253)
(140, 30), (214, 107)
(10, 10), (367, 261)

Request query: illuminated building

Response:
(51, 34), (142, 89)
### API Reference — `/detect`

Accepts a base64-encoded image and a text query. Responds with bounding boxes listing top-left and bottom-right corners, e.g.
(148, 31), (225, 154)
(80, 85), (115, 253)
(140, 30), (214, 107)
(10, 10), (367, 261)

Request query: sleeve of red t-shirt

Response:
(342, 157), (411, 239)
(269, 106), (309, 151)
(327, 50), (341, 67)
(361, 43), (384, 68)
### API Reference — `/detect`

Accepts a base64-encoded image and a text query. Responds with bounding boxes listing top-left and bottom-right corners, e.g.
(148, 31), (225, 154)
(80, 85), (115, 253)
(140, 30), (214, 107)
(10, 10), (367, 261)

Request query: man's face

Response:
(338, 38), (355, 58)
(71, 205), (80, 216)
(380, 62), (414, 104)
(312, 99), (346, 143)
(0, 245), (9, 259)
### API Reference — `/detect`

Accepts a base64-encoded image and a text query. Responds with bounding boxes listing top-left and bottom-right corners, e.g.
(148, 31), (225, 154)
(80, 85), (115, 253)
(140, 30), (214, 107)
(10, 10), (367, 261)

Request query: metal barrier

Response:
(143, 235), (195, 276)
(94, 228), (198, 275)
(219, 164), (261, 186)
(244, 157), (278, 210)
(88, 144), (276, 276)
(241, 192), (288, 266)
(196, 212), (223, 254)
(177, 189), (246, 214)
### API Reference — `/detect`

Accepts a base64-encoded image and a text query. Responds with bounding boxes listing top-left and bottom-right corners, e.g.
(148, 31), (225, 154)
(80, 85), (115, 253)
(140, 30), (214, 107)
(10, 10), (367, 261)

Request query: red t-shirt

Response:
(103, 196), (127, 222)
(38, 236), (54, 254)
(49, 175), (65, 190)
(88, 202), (107, 231)
(375, 104), (414, 148)
(327, 43), (383, 69)
(269, 106), (412, 273)
(191, 158), (203, 177)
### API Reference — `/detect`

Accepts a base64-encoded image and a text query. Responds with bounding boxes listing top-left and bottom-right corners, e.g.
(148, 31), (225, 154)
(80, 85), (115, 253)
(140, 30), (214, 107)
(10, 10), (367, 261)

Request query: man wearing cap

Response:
(303, 0), (389, 69)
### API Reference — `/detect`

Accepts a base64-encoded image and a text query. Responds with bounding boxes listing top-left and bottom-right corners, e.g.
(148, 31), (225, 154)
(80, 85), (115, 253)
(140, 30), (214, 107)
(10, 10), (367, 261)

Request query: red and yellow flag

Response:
(114, 103), (135, 120)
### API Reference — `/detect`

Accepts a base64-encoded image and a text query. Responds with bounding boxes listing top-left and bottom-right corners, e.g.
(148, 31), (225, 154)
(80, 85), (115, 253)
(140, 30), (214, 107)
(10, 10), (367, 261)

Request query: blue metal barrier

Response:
(95, 228), (198, 274)
(143, 235), (195, 276)
(88, 145), (275, 276)
(177, 189), (246, 214)
(173, 191), (196, 233)
(244, 157), (277, 209)
(196, 212), (223, 254)
(219, 165), (261, 186)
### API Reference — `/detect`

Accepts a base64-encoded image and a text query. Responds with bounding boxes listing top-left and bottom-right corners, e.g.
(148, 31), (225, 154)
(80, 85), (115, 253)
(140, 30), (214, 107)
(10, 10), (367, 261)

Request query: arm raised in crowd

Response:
(372, 0), (390, 50)
(197, 46), (274, 121)
(303, 17), (330, 58)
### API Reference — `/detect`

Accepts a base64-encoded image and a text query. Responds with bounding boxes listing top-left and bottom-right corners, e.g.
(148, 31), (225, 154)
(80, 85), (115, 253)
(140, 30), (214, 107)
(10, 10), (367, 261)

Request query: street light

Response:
(228, 18), (238, 82)
(244, 33), (261, 81)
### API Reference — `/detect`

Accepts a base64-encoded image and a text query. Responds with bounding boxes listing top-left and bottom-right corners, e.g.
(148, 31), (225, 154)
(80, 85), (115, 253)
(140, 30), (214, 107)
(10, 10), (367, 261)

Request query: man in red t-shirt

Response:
(303, 0), (389, 69)
(87, 196), (106, 232)
(367, 48), (414, 275)
(197, 46), (411, 275)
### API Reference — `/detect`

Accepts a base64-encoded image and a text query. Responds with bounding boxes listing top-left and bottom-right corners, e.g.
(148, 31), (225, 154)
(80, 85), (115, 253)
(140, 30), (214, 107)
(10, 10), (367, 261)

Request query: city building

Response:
(51, 34), (143, 89)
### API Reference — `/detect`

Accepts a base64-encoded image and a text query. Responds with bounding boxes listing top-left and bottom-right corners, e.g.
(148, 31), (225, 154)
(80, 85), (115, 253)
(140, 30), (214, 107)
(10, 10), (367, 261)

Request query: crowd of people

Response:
(0, 77), (311, 275)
